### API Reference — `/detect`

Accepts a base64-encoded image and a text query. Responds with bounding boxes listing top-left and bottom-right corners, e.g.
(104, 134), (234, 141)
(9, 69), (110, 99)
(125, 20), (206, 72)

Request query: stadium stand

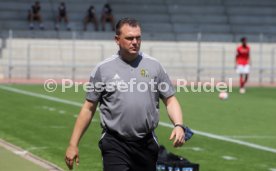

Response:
(0, 0), (276, 83)
(0, 0), (276, 41)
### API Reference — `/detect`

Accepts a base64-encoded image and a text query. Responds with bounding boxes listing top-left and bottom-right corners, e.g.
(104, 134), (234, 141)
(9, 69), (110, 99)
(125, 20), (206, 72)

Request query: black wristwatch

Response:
(174, 124), (186, 131)
(174, 124), (194, 141)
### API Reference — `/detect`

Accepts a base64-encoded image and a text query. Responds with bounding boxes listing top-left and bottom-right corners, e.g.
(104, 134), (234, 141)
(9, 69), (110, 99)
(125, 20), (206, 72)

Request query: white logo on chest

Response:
(113, 74), (120, 80)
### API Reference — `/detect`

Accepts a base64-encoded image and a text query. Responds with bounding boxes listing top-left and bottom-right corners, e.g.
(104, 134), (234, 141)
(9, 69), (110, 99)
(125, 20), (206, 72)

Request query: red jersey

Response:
(236, 45), (250, 65)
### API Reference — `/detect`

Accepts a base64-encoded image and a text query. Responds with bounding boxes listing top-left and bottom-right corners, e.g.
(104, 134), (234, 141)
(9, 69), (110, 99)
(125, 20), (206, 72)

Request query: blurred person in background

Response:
(101, 3), (115, 31)
(83, 5), (99, 31)
(28, 1), (44, 30)
(55, 2), (71, 31)
(235, 37), (250, 94)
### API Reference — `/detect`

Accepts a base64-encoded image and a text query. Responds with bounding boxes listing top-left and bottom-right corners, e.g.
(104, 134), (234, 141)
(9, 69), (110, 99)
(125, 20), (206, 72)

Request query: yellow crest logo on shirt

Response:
(140, 69), (149, 77)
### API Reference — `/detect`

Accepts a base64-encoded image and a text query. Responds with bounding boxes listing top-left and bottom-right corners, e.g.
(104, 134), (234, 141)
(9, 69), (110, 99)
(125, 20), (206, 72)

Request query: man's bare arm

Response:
(162, 96), (185, 147)
(65, 100), (98, 170)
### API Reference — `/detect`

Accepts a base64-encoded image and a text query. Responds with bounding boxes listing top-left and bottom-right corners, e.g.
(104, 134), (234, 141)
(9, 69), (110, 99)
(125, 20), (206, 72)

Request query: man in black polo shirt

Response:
(83, 5), (99, 31)
(28, 1), (44, 30)
(55, 2), (71, 31)
(101, 3), (115, 31)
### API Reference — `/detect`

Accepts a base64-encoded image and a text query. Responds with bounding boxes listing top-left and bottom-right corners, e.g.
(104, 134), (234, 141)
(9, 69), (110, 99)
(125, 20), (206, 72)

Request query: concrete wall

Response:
(1, 38), (275, 84)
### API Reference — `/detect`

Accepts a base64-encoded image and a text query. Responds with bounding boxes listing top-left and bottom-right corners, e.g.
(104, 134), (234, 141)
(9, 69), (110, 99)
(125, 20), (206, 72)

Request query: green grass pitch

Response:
(0, 84), (276, 171)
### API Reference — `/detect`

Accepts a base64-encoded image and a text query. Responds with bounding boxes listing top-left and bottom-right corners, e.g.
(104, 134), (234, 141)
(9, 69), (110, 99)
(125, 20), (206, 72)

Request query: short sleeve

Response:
(157, 63), (175, 99)
(86, 66), (103, 102)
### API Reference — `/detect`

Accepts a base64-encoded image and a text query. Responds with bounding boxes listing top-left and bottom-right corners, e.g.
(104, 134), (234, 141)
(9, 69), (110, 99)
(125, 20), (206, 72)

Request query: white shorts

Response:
(236, 64), (250, 74)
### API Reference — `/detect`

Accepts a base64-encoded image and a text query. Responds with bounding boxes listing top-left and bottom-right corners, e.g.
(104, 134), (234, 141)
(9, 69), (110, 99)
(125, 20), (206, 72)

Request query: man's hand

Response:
(169, 126), (185, 147)
(65, 145), (79, 170)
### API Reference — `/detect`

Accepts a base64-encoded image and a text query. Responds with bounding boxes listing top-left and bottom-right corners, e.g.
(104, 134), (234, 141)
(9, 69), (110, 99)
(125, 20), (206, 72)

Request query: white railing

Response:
(1, 30), (276, 84)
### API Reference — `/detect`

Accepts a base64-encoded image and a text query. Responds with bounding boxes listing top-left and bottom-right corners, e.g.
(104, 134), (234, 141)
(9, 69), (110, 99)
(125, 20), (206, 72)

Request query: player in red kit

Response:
(236, 37), (250, 94)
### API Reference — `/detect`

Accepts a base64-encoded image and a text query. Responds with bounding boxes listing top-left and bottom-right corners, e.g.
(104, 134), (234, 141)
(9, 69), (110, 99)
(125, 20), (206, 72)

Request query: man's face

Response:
(115, 24), (141, 58)
(242, 39), (247, 46)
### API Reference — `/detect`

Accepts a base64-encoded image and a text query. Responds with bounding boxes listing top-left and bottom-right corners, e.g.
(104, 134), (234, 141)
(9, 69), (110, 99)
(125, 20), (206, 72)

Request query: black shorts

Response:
(98, 131), (159, 171)
(59, 12), (66, 18)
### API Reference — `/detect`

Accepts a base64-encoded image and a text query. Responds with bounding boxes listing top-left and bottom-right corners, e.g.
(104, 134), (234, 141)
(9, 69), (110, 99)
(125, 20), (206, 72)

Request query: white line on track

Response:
(13, 150), (28, 156)
(58, 110), (66, 114)
(222, 155), (237, 160)
(223, 135), (276, 139)
(180, 147), (203, 152)
(159, 122), (276, 154)
(1, 85), (276, 154)
(0, 85), (82, 107)
(0, 139), (62, 171)
(27, 147), (48, 151)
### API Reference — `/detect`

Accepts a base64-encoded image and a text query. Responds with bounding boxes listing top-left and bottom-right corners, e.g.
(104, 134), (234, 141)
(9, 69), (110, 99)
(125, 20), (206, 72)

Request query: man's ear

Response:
(114, 35), (120, 45)
(114, 35), (119, 44)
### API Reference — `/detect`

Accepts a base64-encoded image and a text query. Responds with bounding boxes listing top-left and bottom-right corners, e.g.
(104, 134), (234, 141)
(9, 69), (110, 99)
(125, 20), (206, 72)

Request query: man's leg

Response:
(102, 154), (130, 171)
(99, 133), (131, 171)
(28, 12), (34, 30)
(240, 74), (244, 88)
(240, 74), (246, 94)
(243, 64), (250, 87)
(129, 133), (159, 171)
(101, 15), (106, 31)
(55, 16), (61, 30)
(242, 74), (249, 93)
(107, 15), (115, 31)
(62, 15), (71, 30)
(35, 14), (44, 30)
(93, 17), (99, 31)
(83, 17), (89, 31)
(244, 74), (249, 85)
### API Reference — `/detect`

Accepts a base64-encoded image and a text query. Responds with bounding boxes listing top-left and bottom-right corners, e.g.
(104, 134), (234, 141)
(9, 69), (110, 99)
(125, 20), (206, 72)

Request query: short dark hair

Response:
(115, 18), (141, 35)
(241, 37), (247, 42)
